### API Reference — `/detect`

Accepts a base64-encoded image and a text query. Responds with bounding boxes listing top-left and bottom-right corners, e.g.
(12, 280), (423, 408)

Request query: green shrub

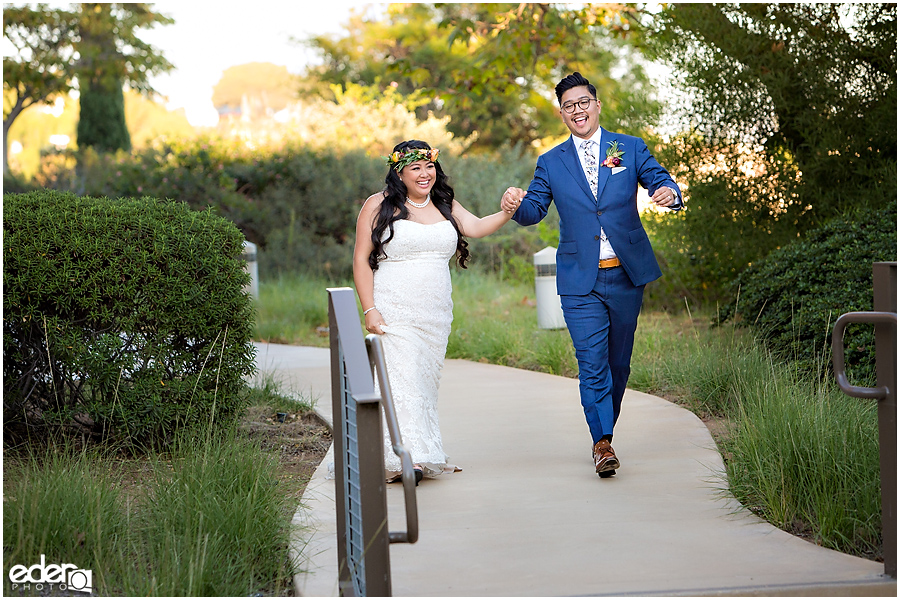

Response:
(256, 144), (543, 281)
(3, 191), (256, 448)
(77, 82), (132, 153)
(253, 149), (383, 279)
(443, 145), (551, 283)
(718, 202), (897, 384)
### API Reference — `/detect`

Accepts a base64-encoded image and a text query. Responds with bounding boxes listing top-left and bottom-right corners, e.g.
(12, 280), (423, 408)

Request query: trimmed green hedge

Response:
(3, 191), (256, 447)
(718, 202), (897, 384)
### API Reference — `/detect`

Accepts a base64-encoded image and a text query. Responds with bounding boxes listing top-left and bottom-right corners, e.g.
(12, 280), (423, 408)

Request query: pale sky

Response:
(138, 1), (374, 126)
(5, 3), (674, 128)
(3, 2), (374, 126)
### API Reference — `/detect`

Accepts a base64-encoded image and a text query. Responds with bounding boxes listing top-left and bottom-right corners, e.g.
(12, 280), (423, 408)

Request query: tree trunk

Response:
(3, 99), (26, 176)
(3, 120), (10, 176)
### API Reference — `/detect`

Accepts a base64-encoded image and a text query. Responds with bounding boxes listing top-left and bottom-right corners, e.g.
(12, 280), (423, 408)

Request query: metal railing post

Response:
(328, 292), (351, 594)
(328, 287), (419, 596)
(873, 262), (896, 579)
(832, 262), (896, 579)
(329, 288), (391, 596)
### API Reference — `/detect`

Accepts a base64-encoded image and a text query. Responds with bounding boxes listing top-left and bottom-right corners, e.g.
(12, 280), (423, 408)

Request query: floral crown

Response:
(385, 147), (440, 172)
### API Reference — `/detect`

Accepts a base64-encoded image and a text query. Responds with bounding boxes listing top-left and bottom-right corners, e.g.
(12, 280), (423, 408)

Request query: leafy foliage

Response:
(123, 88), (194, 148)
(77, 78), (131, 152)
(644, 3), (897, 298)
(3, 190), (256, 447)
(2, 3), (77, 173)
(5, 89), (193, 180)
(30, 104), (542, 283)
(277, 82), (463, 158)
(3, 3), (174, 162)
(717, 202), (897, 384)
(74, 3), (174, 152)
(303, 3), (660, 150)
(73, 3), (174, 94)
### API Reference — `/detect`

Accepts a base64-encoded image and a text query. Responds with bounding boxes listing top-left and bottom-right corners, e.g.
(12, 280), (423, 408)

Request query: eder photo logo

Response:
(8, 555), (92, 594)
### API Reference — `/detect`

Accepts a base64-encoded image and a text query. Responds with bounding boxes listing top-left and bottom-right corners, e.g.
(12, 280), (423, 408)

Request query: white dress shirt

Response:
(574, 131), (617, 261)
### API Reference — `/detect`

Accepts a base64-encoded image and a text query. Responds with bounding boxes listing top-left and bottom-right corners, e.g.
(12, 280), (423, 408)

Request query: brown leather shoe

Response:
(592, 439), (620, 475)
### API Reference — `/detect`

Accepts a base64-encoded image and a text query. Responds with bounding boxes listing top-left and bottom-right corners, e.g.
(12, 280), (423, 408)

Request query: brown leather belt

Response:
(599, 257), (621, 269)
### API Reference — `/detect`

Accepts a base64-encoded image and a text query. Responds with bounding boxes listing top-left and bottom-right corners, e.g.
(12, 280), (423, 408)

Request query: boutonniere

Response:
(602, 140), (624, 168)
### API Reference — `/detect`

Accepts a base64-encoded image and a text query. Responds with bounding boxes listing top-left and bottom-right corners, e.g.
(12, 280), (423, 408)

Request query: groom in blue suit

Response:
(502, 72), (682, 478)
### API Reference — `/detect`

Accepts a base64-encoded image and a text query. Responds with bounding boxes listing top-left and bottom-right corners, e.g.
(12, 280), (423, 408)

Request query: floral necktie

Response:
(581, 139), (598, 198)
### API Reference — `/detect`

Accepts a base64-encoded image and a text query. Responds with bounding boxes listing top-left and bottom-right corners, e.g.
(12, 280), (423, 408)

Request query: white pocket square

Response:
(611, 166), (627, 175)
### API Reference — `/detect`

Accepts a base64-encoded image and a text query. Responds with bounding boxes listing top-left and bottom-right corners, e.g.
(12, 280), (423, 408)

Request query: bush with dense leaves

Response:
(3, 191), (256, 447)
(718, 202), (897, 384)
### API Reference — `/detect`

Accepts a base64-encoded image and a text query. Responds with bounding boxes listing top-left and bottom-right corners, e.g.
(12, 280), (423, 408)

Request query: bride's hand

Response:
(365, 309), (386, 335)
(501, 187), (525, 214)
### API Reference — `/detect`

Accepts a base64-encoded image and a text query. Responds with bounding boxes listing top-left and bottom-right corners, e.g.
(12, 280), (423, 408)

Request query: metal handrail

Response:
(366, 334), (419, 544)
(831, 262), (896, 580)
(328, 286), (420, 596)
(832, 311), (896, 399)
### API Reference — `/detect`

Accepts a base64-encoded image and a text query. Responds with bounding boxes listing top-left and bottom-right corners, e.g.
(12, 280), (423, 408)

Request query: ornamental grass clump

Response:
(3, 190), (256, 449)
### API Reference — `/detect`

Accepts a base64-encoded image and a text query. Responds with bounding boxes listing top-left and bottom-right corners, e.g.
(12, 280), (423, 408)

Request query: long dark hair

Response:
(369, 140), (470, 271)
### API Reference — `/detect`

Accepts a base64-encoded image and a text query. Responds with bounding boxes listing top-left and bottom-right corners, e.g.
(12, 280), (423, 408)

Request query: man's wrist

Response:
(666, 186), (682, 207)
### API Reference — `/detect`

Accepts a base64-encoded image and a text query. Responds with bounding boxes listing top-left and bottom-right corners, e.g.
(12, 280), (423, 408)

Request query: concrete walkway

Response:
(253, 342), (895, 597)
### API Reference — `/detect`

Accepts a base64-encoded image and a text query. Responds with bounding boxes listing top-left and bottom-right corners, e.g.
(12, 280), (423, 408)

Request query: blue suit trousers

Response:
(560, 265), (645, 444)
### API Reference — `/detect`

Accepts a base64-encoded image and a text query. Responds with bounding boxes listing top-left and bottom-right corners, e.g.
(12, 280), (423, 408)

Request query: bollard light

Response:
(242, 240), (259, 300)
(533, 246), (566, 329)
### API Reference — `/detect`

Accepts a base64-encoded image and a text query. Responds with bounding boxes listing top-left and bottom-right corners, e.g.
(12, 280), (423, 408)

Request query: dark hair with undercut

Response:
(555, 72), (597, 103)
(369, 139), (469, 271)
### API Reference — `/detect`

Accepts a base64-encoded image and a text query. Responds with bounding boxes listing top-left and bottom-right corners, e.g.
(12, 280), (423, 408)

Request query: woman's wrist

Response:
(363, 307), (377, 315)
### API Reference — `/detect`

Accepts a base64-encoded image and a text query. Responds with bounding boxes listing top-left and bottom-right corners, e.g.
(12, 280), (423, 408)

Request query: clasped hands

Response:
(501, 187), (527, 214)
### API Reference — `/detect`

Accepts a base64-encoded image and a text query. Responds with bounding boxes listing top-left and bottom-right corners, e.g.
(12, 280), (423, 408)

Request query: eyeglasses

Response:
(561, 97), (597, 114)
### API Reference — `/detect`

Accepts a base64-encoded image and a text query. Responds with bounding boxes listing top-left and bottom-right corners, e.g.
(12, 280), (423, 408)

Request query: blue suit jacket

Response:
(513, 129), (681, 295)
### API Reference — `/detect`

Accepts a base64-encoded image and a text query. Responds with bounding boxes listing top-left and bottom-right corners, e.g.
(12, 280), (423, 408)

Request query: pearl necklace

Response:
(406, 195), (430, 209)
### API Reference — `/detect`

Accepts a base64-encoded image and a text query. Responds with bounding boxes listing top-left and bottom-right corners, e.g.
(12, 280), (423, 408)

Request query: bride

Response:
(352, 140), (520, 483)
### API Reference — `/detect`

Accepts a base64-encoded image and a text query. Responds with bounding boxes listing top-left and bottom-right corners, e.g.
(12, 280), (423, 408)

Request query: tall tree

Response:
(4, 3), (174, 171)
(3, 4), (77, 174)
(642, 3), (897, 294)
(75, 3), (174, 153)
(303, 3), (660, 151)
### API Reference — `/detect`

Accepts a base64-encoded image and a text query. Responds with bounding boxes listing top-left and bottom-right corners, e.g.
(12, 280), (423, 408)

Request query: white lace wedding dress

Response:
(374, 218), (461, 479)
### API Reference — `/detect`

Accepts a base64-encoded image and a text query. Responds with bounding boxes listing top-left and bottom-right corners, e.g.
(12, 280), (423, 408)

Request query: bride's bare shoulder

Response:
(361, 191), (388, 210)
(358, 191), (389, 223)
